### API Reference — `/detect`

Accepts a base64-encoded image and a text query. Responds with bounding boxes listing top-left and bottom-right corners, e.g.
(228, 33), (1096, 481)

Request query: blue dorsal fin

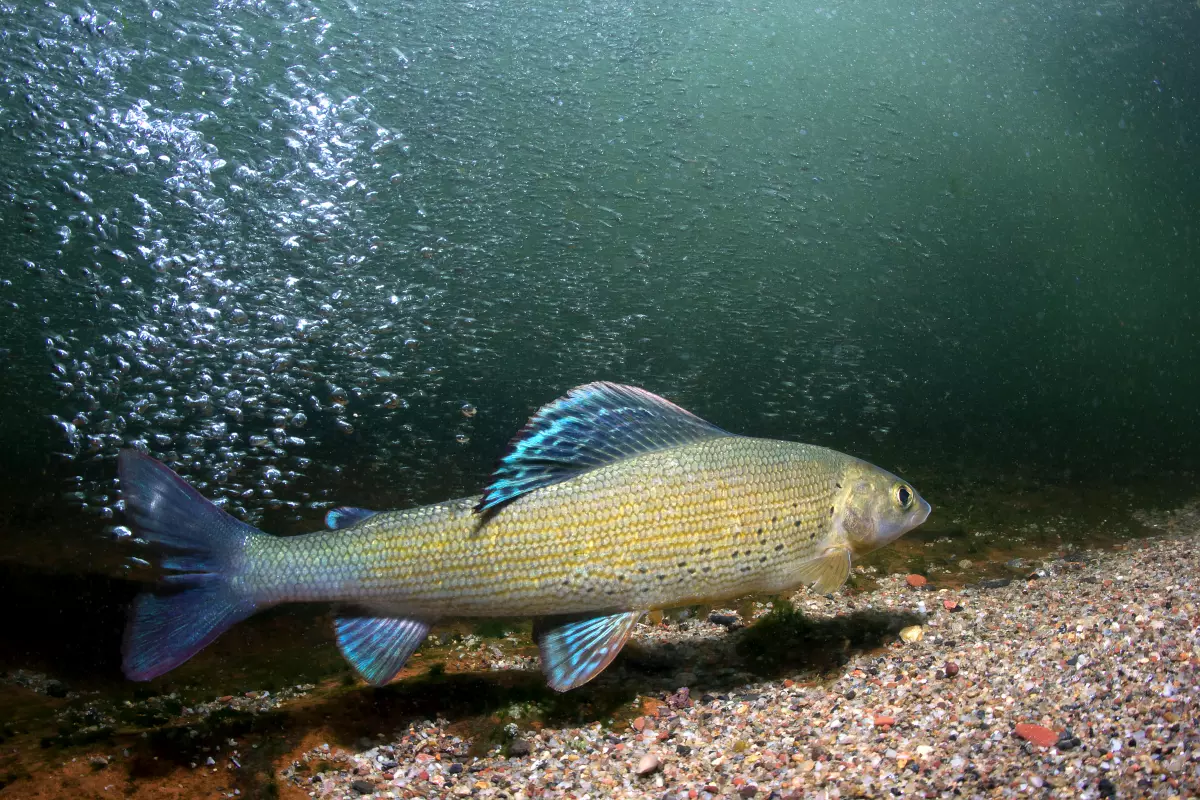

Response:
(477, 382), (731, 512)
(325, 507), (378, 530)
(334, 615), (430, 686)
(534, 610), (644, 692)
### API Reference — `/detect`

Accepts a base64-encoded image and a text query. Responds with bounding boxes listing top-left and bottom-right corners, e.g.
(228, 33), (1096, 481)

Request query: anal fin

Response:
(334, 616), (430, 686)
(534, 610), (644, 692)
(795, 546), (852, 595)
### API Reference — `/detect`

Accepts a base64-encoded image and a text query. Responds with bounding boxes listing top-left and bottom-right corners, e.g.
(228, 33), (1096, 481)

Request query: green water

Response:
(0, 0), (1197, 716)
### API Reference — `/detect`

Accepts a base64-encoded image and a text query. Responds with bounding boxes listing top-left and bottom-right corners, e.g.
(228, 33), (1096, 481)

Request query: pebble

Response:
(898, 624), (923, 642)
(1014, 723), (1059, 748)
(905, 574), (927, 588)
(635, 752), (661, 776)
(507, 738), (530, 757)
(349, 778), (375, 795)
(943, 661), (959, 677)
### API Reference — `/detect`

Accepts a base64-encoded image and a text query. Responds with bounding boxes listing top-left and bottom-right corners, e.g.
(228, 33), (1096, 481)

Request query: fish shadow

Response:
(293, 604), (923, 743)
(113, 605), (922, 796)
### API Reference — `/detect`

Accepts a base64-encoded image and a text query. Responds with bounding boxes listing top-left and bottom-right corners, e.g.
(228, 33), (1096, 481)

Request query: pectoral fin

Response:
(334, 615), (430, 686)
(795, 546), (852, 595)
(534, 610), (644, 692)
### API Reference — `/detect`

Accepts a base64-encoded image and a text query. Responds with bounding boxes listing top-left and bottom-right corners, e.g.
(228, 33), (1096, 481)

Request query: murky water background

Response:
(0, 0), (1198, 680)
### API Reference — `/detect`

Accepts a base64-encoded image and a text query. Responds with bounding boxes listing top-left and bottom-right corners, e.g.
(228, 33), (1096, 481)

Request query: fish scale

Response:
(117, 381), (929, 691)
(252, 438), (845, 619)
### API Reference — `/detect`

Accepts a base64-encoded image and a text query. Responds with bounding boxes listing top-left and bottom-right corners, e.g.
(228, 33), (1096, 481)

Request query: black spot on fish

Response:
(731, 550), (740, 558)
(688, 567), (696, 575)
(756, 527), (763, 535)
(795, 519), (803, 527)
(759, 556), (768, 563)
(657, 574), (666, 582)
(638, 567), (648, 574)
(835, 482), (842, 489)
(775, 543), (784, 552)
(678, 561), (687, 568)
(701, 566), (711, 573)
(772, 516), (778, 523)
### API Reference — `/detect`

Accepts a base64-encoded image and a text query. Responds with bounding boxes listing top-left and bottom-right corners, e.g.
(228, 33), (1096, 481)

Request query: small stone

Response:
(1014, 723), (1059, 747)
(507, 739), (530, 757)
(350, 779), (375, 795)
(1097, 777), (1116, 798)
(943, 662), (960, 677)
(957, 559), (974, 569)
(899, 625), (924, 643)
(45, 680), (68, 698)
(88, 755), (109, 770)
(906, 574), (927, 588)
(978, 578), (1012, 589)
(738, 785), (759, 798)
(448, 762), (464, 774)
(1056, 732), (1081, 751)
(874, 715), (896, 728)
(632, 716), (646, 731)
(943, 599), (962, 611)
(635, 753), (660, 776)
(708, 613), (742, 629)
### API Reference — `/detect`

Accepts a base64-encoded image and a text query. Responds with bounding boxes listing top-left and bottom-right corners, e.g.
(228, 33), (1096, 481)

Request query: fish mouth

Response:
(914, 496), (933, 527)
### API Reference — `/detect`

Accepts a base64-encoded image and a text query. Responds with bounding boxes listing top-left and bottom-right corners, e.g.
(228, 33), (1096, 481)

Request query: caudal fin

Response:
(118, 450), (263, 681)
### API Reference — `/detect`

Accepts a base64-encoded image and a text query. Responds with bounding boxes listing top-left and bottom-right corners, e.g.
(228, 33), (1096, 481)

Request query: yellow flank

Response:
(251, 436), (850, 617)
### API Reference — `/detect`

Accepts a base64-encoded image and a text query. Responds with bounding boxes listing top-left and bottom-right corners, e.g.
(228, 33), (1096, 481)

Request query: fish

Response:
(119, 381), (931, 691)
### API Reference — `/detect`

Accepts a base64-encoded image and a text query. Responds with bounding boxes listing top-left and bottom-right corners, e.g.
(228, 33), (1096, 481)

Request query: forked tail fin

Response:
(118, 450), (265, 681)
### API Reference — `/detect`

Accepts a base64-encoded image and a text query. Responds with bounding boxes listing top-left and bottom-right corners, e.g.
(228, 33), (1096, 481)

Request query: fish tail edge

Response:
(118, 449), (264, 681)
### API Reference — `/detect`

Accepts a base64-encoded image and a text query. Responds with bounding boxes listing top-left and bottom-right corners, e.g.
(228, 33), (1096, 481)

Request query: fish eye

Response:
(895, 484), (913, 509)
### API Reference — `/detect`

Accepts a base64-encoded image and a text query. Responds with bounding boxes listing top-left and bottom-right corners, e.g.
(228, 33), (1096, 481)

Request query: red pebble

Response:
(1014, 723), (1059, 747)
(874, 715), (896, 728)
(906, 574), (927, 588)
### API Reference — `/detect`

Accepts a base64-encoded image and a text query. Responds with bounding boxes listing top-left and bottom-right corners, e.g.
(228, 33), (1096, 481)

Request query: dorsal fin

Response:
(325, 507), (378, 530)
(477, 382), (731, 513)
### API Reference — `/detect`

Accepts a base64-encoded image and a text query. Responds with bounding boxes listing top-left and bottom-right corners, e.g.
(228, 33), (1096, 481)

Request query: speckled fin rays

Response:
(483, 382), (737, 689)
(333, 616), (431, 686)
(477, 381), (732, 512)
(534, 612), (645, 692)
(793, 545), (852, 595)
